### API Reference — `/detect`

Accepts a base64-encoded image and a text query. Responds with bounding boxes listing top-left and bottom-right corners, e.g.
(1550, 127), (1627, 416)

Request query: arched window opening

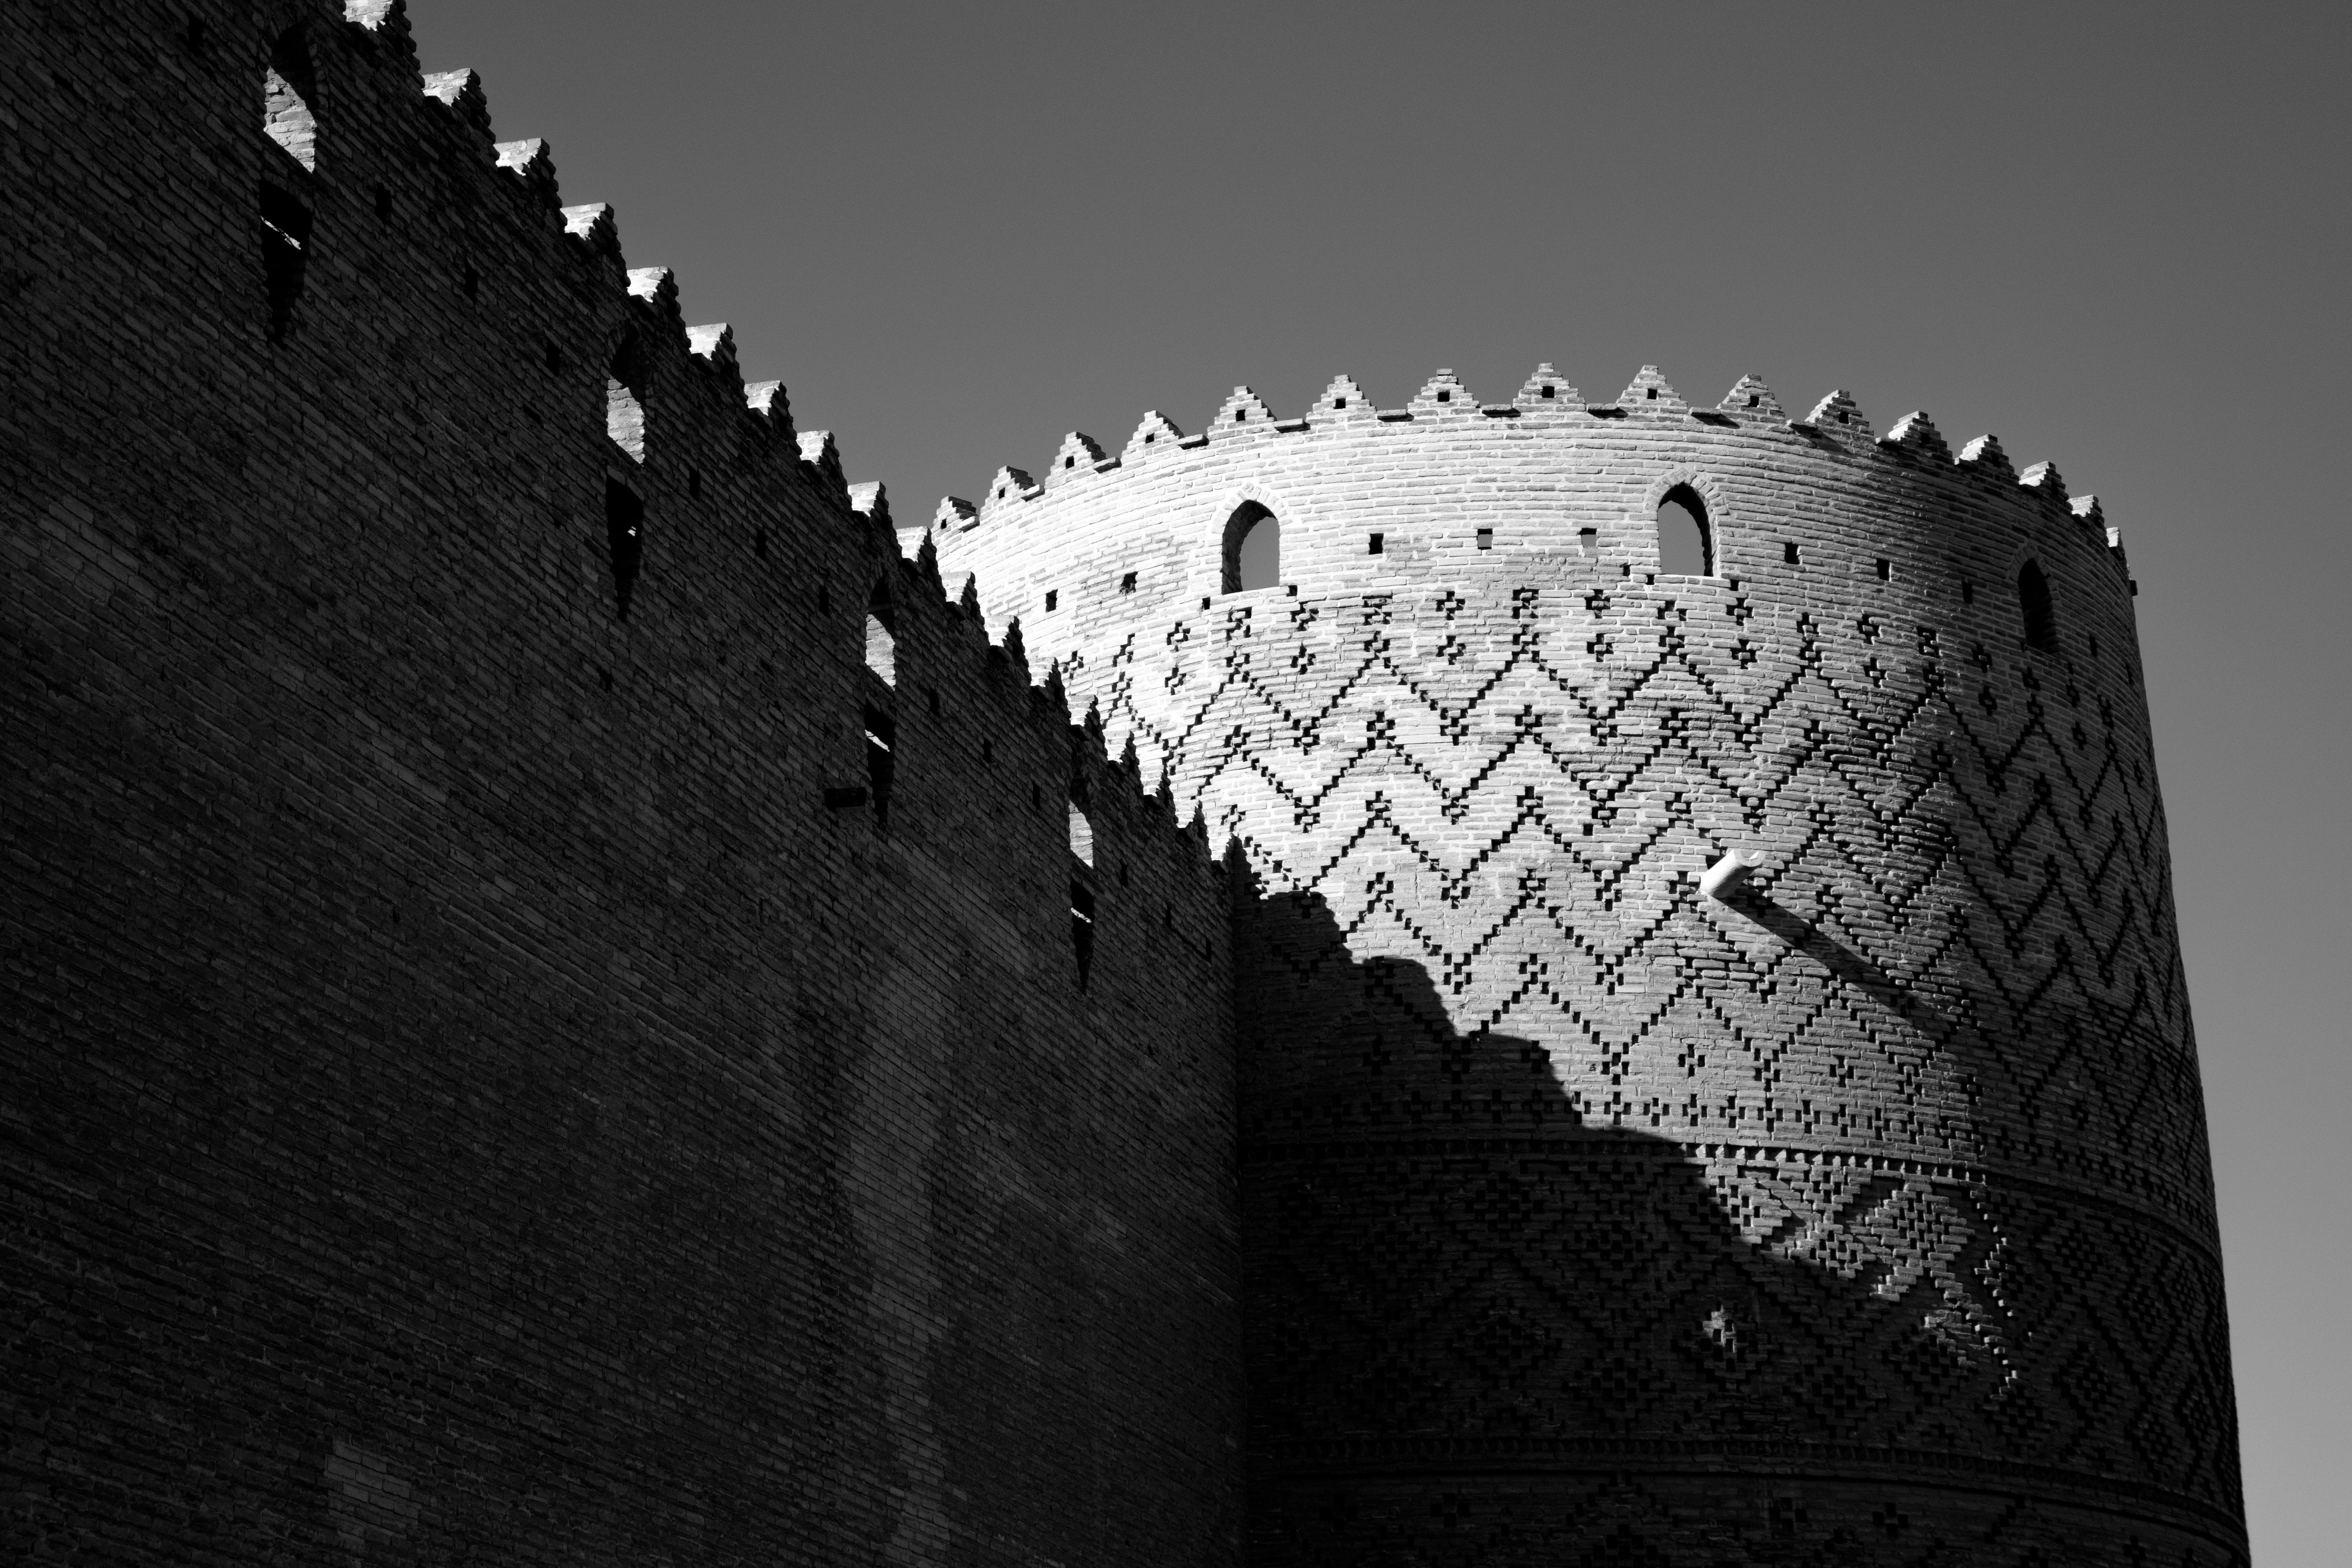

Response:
(1068, 802), (1095, 867)
(1069, 881), (1096, 989)
(263, 29), (318, 171)
(863, 615), (896, 684)
(1222, 502), (1280, 592)
(604, 479), (643, 620)
(865, 585), (897, 684)
(258, 182), (312, 343)
(1655, 485), (1712, 576)
(2018, 559), (2058, 651)
(606, 335), (648, 463)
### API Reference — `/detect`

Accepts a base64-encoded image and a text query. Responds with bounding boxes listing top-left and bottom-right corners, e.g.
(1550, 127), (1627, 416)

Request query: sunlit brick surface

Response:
(944, 365), (2246, 1563)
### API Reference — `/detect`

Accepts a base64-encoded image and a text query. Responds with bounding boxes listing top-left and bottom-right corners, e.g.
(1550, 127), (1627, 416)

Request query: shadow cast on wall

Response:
(1229, 875), (2229, 1568)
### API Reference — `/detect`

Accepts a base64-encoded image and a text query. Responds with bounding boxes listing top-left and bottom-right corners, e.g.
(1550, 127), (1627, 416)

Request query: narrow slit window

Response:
(1070, 881), (1095, 988)
(864, 705), (895, 832)
(604, 479), (644, 620)
(2018, 559), (2058, 651)
(262, 29), (318, 171)
(258, 183), (312, 342)
(1044, 589), (1058, 613)
(1068, 802), (1094, 866)
(606, 334), (648, 462)
(1223, 502), (1279, 592)
(1655, 485), (1712, 576)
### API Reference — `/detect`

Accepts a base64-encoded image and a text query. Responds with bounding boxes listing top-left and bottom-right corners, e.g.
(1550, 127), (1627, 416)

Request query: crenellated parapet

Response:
(932, 366), (2142, 748)
(100, 0), (1219, 886)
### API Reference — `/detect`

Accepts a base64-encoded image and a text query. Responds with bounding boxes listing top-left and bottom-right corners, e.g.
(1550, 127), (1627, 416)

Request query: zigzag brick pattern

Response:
(940, 371), (2245, 1563)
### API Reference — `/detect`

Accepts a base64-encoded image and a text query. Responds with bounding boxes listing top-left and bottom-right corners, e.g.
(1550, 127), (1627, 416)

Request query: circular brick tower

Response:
(934, 366), (2244, 1564)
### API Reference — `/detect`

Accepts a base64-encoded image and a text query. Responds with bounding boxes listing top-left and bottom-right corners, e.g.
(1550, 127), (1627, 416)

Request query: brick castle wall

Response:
(938, 369), (2247, 1562)
(0, 2), (2247, 1564)
(2, 4), (1240, 1564)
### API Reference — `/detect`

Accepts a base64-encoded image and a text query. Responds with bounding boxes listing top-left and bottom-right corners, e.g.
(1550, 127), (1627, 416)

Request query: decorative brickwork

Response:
(943, 370), (2245, 1561)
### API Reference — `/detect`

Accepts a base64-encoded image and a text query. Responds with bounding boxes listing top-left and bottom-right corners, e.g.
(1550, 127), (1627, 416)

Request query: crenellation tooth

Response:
(1047, 432), (1109, 484)
(1880, 410), (1950, 463)
(560, 202), (618, 259)
(685, 324), (740, 395)
(1123, 411), (1185, 460)
(419, 67), (496, 146)
(1719, 374), (1782, 421)
(1958, 433), (2015, 482)
(1516, 364), (1583, 412)
(847, 481), (890, 526)
(1316, 375), (1373, 419)
(1210, 386), (1278, 431)
(1615, 365), (1686, 414)
(1409, 369), (1476, 416)
(627, 266), (676, 308)
(743, 379), (795, 442)
(797, 430), (848, 505)
(1796, 390), (1873, 445)
(492, 138), (559, 206)
(2019, 461), (2068, 508)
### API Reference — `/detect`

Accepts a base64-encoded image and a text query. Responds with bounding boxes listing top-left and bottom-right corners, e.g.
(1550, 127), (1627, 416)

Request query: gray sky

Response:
(410, 3), (2348, 1557)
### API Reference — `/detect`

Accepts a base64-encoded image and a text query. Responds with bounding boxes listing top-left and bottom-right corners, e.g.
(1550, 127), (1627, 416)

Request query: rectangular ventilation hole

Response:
(1368, 533), (1384, 555)
(1475, 528), (1494, 551)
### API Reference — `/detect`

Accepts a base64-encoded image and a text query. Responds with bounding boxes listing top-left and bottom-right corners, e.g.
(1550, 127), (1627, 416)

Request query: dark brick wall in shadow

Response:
(1, 5), (1240, 1563)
